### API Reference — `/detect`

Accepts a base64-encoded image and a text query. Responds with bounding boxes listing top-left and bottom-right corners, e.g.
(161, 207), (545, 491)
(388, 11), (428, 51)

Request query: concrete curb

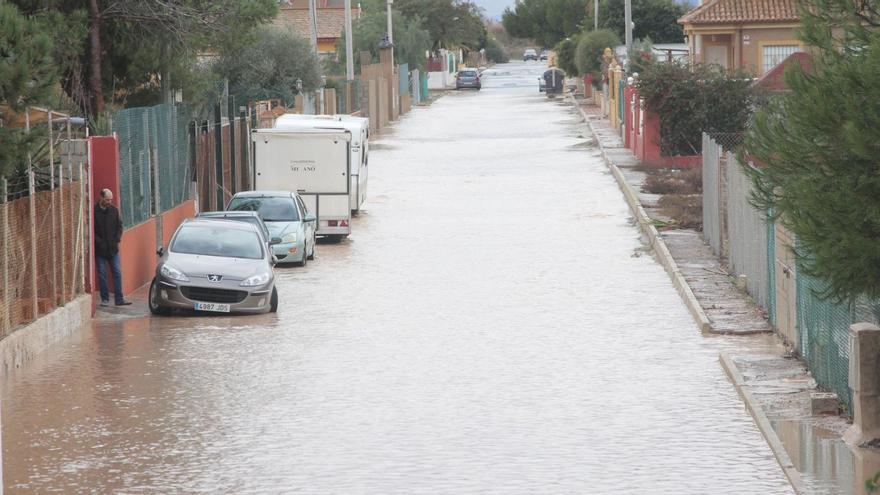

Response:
(719, 352), (806, 494)
(0, 295), (92, 377)
(567, 95), (712, 333)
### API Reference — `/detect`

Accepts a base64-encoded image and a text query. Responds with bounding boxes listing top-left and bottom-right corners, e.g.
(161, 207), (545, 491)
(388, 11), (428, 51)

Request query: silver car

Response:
(226, 191), (317, 266)
(149, 219), (278, 315)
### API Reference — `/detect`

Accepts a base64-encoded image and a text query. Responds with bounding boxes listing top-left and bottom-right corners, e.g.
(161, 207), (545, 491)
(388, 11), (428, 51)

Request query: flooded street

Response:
(3, 62), (793, 493)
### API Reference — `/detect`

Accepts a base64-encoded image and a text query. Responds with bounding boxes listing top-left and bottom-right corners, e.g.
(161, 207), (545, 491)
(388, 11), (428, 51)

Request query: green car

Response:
(226, 191), (317, 266)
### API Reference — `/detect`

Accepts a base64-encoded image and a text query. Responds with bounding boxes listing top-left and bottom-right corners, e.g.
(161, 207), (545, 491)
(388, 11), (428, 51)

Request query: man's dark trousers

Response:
(96, 253), (124, 304)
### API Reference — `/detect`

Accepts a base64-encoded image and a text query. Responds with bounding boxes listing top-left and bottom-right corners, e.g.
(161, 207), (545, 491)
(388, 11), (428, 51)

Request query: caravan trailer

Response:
(274, 114), (370, 213)
(252, 128), (352, 241)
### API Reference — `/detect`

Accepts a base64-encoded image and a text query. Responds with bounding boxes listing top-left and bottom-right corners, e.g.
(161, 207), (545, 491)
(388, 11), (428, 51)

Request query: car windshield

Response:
(171, 225), (263, 259)
(460, 70), (476, 77)
(202, 215), (268, 239)
(227, 196), (300, 222)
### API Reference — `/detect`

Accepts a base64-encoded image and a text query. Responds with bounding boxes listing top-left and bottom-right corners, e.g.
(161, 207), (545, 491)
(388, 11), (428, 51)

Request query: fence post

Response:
(228, 97), (237, 195)
(58, 163), (66, 301)
(48, 111), (59, 307)
(1, 177), (9, 334)
(26, 111), (38, 321)
(239, 109), (249, 191)
(213, 102), (223, 211)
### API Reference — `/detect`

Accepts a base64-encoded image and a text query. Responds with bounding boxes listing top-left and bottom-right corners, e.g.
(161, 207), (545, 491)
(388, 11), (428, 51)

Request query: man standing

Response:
(94, 188), (131, 306)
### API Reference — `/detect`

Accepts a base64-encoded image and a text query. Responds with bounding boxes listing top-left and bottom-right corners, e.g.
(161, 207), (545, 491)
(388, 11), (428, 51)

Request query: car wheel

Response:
(148, 278), (171, 316)
(270, 286), (278, 313)
(298, 248), (307, 267)
(308, 237), (316, 260)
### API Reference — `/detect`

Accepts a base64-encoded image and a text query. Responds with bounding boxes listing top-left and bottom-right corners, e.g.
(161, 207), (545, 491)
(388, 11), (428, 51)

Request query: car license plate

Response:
(194, 302), (231, 313)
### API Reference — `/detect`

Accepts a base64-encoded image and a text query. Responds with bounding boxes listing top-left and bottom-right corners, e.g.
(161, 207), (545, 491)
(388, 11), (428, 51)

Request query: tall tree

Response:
(502, 0), (588, 47)
(11, 0), (278, 117)
(214, 27), (322, 107)
(0, 1), (57, 177)
(744, 0), (880, 300)
(337, 3), (432, 70)
(589, 0), (686, 43)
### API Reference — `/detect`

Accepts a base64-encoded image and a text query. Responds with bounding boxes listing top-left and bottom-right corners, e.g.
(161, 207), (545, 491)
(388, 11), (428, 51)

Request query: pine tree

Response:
(744, 0), (880, 300)
(0, 1), (57, 177)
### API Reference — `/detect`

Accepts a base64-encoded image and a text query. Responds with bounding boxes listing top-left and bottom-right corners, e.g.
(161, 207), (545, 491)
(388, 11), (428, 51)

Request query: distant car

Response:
(196, 210), (277, 251)
(149, 219), (278, 315)
(523, 49), (538, 61)
(455, 68), (481, 90)
(226, 191), (317, 266)
(539, 50), (550, 61)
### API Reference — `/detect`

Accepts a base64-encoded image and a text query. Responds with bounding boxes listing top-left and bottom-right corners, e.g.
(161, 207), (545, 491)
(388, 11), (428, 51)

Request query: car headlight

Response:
(241, 272), (271, 287)
(281, 232), (297, 243)
(160, 264), (189, 282)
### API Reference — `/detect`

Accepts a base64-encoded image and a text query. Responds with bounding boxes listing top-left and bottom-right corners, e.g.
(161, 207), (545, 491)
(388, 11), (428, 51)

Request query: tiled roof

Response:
(273, 6), (354, 40)
(754, 52), (812, 90)
(679, 0), (800, 25)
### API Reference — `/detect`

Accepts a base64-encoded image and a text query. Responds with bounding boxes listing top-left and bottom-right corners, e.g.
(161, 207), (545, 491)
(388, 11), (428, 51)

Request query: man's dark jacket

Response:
(94, 203), (123, 258)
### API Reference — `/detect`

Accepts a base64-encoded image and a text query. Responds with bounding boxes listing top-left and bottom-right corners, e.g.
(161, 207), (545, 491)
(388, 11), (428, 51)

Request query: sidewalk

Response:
(568, 94), (879, 494)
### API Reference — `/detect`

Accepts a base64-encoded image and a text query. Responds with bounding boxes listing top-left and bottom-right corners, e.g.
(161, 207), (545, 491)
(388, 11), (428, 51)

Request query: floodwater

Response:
(3, 62), (794, 493)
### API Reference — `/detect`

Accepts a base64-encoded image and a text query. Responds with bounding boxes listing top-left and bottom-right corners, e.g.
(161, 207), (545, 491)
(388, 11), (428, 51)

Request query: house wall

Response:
(686, 24), (800, 75)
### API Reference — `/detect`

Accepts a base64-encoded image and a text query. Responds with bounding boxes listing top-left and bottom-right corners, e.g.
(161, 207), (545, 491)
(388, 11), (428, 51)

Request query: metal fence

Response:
(193, 100), (251, 212)
(114, 103), (191, 228)
(702, 133), (723, 256)
(1, 109), (90, 339)
(726, 152), (770, 310)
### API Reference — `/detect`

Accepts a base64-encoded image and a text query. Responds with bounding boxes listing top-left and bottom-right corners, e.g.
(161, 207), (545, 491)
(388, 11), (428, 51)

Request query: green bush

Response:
(575, 29), (620, 80)
(484, 37), (509, 64)
(637, 61), (756, 156)
(554, 35), (580, 76)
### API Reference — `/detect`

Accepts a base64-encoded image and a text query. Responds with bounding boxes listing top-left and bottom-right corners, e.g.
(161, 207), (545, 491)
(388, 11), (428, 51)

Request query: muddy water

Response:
(3, 63), (793, 493)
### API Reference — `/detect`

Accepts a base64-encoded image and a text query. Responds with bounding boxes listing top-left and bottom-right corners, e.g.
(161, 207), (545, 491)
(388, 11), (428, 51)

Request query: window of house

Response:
(763, 44), (801, 73)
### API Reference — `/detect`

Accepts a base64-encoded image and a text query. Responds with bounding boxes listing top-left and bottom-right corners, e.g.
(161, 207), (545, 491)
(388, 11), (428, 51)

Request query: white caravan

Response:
(274, 114), (370, 213)
(252, 128), (352, 240)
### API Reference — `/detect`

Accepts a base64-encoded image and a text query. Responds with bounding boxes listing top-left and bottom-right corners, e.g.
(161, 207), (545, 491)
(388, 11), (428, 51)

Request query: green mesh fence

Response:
(766, 217), (776, 327)
(115, 103), (191, 228)
(796, 268), (854, 413)
(115, 107), (153, 228)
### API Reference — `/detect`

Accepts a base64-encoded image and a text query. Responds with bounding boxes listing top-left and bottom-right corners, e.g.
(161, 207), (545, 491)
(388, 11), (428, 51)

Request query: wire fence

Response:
(193, 100), (251, 213)
(0, 109), (90, 338)
(726, 152), (770, 310)
(114, 103), (191, 228)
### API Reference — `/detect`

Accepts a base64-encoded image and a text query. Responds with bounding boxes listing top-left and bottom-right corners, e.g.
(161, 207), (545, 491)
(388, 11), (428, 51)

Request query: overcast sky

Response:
(474, 0), (514, 20)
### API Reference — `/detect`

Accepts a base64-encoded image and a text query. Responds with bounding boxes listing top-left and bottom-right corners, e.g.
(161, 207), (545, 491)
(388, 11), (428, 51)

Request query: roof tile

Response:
(679, 0), (800, 25)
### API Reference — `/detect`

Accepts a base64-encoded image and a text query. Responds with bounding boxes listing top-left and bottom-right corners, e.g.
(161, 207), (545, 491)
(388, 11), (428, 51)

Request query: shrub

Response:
(637, 61), (756, 156)
(484, 37), (509, 64)
(575, 29), (620, 80)
(554, 35), (580, 76)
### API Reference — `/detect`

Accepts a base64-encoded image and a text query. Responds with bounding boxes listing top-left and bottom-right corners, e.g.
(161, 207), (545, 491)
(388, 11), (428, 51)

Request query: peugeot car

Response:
(149, 219), (278, 315)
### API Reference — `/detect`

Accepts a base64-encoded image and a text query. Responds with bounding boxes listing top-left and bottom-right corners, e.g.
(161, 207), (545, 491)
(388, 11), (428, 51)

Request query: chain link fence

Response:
(726, 152), (770, 310)
(193, 100), (251, 213)
(702, 133), (723, 256)
(1, 109), (90, 338)
(114, 103), (191, 228)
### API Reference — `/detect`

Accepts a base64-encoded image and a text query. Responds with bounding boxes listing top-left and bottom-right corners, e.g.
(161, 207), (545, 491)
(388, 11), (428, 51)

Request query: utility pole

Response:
(344, 0), (355, 80)
(386, 0), (394, 65)
(594, 0), (598, 30)
(308, 0), (318, 54)
(624, 0), (633, 55)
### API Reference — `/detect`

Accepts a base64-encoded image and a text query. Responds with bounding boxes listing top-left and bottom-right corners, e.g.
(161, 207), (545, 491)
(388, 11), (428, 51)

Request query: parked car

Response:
(455, 68), (481, 90)
(149, 219), (278, 315)
(523, 48), (538, 61)
(226, 191), (316, 265)
(196, 210), (277, 251)
(539, 50), (550, 61)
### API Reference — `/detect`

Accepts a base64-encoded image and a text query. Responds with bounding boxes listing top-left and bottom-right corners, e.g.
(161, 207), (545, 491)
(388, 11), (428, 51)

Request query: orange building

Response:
(273, 0), (360, 55)
(679, 0), (803, 75)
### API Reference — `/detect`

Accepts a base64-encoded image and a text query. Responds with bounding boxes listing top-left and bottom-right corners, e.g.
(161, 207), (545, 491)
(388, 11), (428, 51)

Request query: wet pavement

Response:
(3, 62), (793, 493)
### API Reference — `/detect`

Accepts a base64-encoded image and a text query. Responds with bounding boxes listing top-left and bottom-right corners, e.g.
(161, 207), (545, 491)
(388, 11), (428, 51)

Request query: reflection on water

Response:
(773, 419), (880, 494)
